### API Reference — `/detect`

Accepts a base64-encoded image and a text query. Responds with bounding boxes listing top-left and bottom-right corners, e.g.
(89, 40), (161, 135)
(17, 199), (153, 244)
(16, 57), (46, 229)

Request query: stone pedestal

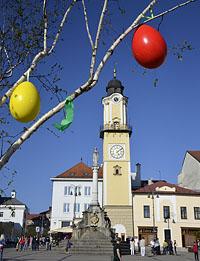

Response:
(71, 205), (114, 255)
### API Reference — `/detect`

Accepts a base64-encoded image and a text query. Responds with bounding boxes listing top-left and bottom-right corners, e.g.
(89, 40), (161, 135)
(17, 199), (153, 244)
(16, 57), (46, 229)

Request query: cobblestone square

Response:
(2, 248), (196, 261)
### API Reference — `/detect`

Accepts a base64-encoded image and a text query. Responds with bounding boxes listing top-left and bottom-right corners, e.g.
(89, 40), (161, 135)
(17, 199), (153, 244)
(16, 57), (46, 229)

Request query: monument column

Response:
(91, 147), (99, 206)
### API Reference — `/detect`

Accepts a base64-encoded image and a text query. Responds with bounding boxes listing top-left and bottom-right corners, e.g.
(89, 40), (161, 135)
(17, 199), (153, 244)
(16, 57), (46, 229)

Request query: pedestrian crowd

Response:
(128, 237), (177, 256)
(15, 235), (53, 252)
(113, 235), (181, 260)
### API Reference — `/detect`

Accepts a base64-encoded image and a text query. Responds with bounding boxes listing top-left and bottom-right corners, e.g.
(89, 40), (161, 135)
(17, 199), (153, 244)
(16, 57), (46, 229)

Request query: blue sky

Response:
(1, 0), (200, 213)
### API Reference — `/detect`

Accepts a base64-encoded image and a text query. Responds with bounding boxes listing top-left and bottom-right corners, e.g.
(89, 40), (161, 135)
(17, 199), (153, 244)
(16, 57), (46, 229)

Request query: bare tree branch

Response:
(43, 0), (48, 53)
(89, 0), (108, 77)
(0, 0), (77, 106)
(82, 0), (94, 48)
(0, 0), (197, 170)
(48, 0), (77, 55)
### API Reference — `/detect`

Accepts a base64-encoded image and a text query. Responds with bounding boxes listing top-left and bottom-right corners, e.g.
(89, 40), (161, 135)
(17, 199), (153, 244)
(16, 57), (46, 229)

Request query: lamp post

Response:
(148, 192), (159, 236)
(131, 192), (134, 238)
(70, 185), (81, 227)
(164, 216), (175, 241)
(164, 217), (175, 229)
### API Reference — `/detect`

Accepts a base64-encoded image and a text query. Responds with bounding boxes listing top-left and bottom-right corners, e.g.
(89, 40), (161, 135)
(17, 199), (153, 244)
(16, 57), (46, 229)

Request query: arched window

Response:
(113, 165), (122, 175)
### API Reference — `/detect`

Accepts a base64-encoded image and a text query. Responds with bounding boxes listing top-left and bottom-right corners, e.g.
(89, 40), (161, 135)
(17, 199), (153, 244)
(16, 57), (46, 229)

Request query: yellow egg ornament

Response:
(9, 81), (40, 123)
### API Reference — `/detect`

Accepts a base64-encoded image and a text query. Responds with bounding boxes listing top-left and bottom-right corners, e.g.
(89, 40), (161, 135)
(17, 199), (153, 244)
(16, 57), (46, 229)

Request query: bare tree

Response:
(0, 0), (197, 170)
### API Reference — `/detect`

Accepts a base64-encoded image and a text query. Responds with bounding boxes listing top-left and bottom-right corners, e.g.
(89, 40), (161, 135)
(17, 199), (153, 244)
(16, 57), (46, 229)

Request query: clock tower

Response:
(100, 77), (133, 238)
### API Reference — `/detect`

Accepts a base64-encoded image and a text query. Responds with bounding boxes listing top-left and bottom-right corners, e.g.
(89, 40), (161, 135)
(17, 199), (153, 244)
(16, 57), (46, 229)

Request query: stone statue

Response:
(93, 147), (99, 167)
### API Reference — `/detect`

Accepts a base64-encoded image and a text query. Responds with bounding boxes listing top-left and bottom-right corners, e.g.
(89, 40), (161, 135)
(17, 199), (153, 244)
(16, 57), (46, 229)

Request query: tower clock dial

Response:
(110, 144), (124, 159)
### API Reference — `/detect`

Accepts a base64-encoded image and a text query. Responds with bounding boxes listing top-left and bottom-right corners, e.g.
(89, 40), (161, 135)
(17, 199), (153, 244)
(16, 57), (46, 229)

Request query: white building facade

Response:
(0, 190), (27, 238)
(50, 162), (103, 232)
(178, 151), (200, 191)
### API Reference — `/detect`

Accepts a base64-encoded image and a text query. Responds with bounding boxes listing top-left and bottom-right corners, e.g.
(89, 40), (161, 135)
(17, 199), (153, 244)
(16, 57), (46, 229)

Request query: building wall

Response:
(105, 205), (133, 239)
(178, 152), (200, 191)
(0, 205), (26, 228)
(50, 179), (103, 231)
(103, 132), (132, 206)
(133, 193), (200, 247)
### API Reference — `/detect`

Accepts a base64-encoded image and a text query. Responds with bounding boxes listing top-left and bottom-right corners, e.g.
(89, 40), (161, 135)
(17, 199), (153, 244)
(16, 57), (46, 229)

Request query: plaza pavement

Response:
(2, 248), (195, 261)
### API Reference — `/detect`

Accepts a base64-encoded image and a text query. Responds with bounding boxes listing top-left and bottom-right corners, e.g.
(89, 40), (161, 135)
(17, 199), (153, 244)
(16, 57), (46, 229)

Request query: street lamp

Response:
(70, 185), (81, 227)
(164, 217), (176, 228)
(147, 192), (159, 235)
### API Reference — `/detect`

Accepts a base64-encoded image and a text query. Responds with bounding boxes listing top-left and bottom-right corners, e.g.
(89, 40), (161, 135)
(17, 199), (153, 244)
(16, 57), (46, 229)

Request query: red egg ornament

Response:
(132, 24), (167, 69)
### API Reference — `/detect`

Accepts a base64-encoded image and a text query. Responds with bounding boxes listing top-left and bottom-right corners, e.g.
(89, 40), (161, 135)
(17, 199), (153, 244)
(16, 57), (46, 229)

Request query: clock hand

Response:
(116, 147), (123, 154)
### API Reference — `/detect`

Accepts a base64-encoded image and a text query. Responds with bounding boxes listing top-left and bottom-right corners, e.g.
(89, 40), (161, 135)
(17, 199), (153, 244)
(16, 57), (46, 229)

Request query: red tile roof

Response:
(188, 151), (200, 163)
(55, 162), (103, 179)
(133, 181), (200, 195)
(26, 214), (40, 220)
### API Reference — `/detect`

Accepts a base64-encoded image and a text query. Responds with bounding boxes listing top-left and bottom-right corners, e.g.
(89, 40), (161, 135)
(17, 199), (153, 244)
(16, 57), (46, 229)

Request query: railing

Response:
(100, 123), (132, 138)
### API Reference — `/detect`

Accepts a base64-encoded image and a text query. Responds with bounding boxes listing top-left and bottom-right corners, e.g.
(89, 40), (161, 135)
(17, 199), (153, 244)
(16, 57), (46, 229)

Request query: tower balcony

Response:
(100, 123), (132, 138)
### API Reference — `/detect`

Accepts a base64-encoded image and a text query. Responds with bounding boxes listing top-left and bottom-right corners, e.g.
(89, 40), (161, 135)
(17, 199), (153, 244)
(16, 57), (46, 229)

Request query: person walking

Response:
(139, 237), (146, 257)
(162, 240), (168, 255)
(154, 238), (161, 255)
(35, 237), (39, 251)
(168, 240), (174, 255)
(0, 234), (5, 261)
(193, 241), (199, 261)
(130, 238), (135, 255)
(174, 240), (177, 255)
(113, 237), (122, 261)
(23, 236), (28, 251)
(46, 237), (50, 250)
(134, 237), (139, 253)
(32, 236), (36, 251)
(150, 239), (155, 255)
(18, 236), (25, 251)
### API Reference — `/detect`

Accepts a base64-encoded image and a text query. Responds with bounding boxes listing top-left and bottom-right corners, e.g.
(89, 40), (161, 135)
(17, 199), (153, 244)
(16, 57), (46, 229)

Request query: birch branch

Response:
(82, 0), (94, 48)
(0, 0), (197, 170)
(89, 0), (108, 77)
(43, 0), (48, 53)
(0, 0), (77, 106)
(92, 0), (197, 85)
(48, 0), (77, 55)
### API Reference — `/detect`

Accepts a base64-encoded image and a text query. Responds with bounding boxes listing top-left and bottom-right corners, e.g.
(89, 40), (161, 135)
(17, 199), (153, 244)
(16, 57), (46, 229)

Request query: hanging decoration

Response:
(9, 81), (40, 123)
(131, 24), (167, 69)
(54, 96), (74, 131)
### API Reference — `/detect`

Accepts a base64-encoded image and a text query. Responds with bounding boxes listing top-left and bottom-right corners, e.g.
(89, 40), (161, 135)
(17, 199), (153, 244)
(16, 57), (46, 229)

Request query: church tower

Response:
(100, 77), (133, 239)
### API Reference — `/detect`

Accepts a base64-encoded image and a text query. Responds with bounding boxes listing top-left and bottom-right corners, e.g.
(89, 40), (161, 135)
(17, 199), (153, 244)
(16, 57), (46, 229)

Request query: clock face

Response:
(112, 96), (120, 103)
(110, 144), (124, 159)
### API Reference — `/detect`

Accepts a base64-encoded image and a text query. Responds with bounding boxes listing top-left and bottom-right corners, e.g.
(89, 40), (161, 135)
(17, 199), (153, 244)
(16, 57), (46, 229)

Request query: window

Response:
(75, 186), (81, 195)
(163, 206), (170, 219)
(113, 165), (122, 175)
(61, 221), (70, 227)
(180, 207), (187, 219)
(75, 203), (80, 213)
(194, 207), (200, 220)
(84, 186), (91, 196)
(0, 212), (3, 217)
(143, 205), (150, 218)
(84, 204), (90, 211)
(63, 203), (70, 213)
(11, 211), (15, 217)
(64, 186), (72, 196)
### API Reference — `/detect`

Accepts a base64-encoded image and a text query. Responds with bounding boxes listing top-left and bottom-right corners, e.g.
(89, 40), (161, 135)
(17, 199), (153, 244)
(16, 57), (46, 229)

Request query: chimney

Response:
(148, 179), (153, 185)
(136, 163), (141, 179)
(133, 163), (141, 188)
(11, 190), (16, 198)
